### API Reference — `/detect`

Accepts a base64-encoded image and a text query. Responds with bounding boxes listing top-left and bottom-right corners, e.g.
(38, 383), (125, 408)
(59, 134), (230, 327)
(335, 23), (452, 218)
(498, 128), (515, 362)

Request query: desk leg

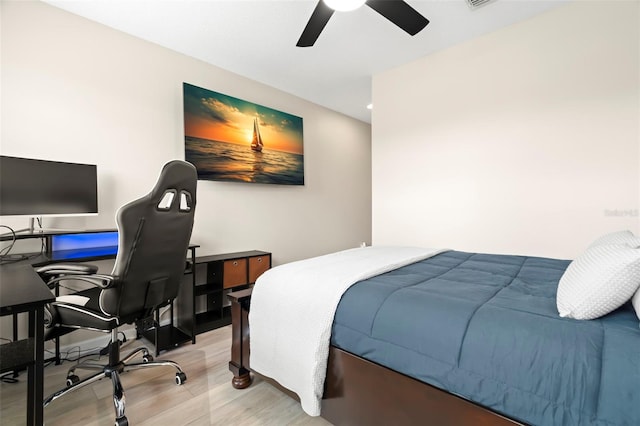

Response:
(26, 310), (35, 426)
(54, 283), (61, 365)
(12, 313), (19, 378)
(34, 305), (45, 425)
(26, 307), (45, 425)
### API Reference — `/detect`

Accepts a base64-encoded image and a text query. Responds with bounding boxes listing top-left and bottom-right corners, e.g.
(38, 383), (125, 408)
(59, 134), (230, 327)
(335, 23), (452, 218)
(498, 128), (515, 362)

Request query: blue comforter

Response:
(331, 251), (640, 425)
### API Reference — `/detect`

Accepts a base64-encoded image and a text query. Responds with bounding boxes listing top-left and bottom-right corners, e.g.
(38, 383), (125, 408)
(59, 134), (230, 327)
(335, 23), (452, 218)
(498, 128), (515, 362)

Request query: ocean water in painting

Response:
(185, 136), (304, 185)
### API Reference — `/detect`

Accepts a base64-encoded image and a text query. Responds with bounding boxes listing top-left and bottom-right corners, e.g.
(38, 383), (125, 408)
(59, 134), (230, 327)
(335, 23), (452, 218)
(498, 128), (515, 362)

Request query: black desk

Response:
(0, 231), (197, 423)
(2, 233), (198, 349)
(4, 246), (118, 367)
(0, 264), (55, 426)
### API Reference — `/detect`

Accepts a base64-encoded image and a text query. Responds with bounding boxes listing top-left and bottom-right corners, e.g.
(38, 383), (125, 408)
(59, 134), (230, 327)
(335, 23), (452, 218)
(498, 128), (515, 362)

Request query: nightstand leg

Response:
(228, 289), (252, 389)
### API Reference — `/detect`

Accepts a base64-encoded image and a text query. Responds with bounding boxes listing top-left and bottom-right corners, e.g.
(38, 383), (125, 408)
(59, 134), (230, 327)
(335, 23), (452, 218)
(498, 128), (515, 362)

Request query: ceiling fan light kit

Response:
(297, 0), (429, 47)
(323, 0), (367, 12)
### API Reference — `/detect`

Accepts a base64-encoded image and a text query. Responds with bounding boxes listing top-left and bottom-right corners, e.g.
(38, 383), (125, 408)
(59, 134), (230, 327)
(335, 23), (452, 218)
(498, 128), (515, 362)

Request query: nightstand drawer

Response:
(223, 259), (247, 288)
(249, 255), (270, 283)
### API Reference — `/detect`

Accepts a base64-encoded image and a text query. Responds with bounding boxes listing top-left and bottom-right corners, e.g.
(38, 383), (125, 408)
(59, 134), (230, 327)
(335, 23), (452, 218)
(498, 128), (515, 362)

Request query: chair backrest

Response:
(99, 160), (197, 323)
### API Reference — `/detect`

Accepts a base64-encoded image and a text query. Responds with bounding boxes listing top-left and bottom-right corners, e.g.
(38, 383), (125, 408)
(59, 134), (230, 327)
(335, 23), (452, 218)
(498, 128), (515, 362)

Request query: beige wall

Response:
(372, 1), (639, 259)
(0, 0), (371, 345)
(1, 0), (372, 265)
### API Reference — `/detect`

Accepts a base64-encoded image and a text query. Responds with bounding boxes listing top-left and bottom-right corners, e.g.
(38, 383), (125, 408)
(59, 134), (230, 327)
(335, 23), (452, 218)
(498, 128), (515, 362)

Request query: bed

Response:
(228, 246), (640, 426)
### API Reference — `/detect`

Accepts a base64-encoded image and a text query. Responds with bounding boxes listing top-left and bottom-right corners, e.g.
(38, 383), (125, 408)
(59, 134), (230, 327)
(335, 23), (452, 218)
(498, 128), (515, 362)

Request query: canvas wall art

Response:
(183, 82), (304, 185)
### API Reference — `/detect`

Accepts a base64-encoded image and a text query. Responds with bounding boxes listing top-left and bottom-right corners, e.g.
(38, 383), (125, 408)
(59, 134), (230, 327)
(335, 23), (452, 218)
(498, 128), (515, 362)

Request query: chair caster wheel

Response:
(66, 374), (80, 387)
(115, 416), (128, 426)
(142, 354), (153, 363)
(175, 372), (187, 385)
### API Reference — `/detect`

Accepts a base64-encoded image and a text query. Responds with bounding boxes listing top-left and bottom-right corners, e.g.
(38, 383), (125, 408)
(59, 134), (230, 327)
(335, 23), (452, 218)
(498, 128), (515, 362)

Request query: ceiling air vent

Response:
(466, 0), (494, 9)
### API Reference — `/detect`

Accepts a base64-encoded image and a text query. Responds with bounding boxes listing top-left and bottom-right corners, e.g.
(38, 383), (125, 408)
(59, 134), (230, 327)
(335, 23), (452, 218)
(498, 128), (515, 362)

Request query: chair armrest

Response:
(36, 263), (99, 277)
(71, 274), (116, 289)
(44, 273), (116, 289)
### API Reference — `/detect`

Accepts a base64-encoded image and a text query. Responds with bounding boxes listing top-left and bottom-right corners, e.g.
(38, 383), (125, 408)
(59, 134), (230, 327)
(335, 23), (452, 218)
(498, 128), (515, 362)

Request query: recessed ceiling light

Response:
(366, 104), (373, 110)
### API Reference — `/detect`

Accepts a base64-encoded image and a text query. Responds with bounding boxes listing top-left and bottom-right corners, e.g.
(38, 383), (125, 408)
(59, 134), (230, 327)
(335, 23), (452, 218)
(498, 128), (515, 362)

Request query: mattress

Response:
(331, 251), (640, 426)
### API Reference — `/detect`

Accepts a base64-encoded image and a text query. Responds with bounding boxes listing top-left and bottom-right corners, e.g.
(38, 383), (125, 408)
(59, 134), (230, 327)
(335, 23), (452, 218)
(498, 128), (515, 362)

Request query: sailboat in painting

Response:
(251, 117), (264, 152)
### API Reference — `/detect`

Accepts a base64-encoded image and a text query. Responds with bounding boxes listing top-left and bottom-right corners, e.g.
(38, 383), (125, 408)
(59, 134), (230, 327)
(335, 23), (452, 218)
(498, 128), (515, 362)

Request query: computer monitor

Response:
(0, 155), (98, 220)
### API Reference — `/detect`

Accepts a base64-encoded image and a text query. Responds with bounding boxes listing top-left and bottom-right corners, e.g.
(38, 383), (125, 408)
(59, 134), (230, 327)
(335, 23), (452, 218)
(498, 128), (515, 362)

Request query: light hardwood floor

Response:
(0, 325), (332, 426)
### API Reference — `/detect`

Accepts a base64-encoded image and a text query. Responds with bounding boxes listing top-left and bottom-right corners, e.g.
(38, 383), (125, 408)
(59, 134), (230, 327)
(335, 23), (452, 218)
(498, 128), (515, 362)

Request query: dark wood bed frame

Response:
(228, 289), (522, 425)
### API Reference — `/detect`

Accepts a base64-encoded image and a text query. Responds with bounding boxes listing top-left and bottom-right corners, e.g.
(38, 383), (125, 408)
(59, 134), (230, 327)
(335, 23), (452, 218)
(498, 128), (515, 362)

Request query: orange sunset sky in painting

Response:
(183, 83), (304, 155)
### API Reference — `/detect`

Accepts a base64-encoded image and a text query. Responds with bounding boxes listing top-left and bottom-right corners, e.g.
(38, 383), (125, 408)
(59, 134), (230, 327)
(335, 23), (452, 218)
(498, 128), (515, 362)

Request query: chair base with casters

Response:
(43, 328), (187, 426)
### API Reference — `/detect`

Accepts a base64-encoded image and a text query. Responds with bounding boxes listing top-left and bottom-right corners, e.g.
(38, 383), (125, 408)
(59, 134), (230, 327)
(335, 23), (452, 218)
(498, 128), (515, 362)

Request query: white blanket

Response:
(248, 246), (445, 416)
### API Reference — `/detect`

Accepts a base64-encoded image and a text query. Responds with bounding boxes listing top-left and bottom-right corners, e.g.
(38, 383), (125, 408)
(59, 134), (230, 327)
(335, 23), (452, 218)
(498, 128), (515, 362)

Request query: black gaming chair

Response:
(37, 160), (197, 426)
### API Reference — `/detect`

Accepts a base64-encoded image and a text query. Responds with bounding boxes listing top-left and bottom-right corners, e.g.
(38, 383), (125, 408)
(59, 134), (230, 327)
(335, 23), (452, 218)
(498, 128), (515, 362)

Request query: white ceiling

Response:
(44, 0), (568, 123)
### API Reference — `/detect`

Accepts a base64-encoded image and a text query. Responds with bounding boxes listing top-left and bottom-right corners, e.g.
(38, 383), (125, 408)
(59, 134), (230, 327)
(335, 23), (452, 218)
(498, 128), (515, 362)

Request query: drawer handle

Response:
(233, 261), (238, 266)
(257, 257), (262, 262)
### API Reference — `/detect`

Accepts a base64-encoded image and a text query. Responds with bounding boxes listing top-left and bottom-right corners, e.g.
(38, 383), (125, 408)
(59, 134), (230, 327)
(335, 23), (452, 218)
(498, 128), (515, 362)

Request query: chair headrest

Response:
(153, 160), (197, 195)
(147, 160), (197, 212)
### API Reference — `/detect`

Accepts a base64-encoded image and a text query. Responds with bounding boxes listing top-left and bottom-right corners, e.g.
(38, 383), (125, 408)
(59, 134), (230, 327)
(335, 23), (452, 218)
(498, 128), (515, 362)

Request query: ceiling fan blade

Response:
(366, 0), (429, 36)
(297, 1), (335, 47)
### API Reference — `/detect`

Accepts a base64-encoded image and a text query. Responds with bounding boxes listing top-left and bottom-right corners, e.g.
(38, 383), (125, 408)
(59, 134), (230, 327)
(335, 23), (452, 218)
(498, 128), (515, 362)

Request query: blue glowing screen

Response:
(51, 232), (118, 255)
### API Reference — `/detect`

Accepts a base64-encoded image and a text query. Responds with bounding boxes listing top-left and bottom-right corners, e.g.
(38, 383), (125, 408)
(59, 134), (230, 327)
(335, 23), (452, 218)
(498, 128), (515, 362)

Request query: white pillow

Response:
(557, 244), (640, 320)
(588, 230), (640, 248)
(632, 289), (640, 322)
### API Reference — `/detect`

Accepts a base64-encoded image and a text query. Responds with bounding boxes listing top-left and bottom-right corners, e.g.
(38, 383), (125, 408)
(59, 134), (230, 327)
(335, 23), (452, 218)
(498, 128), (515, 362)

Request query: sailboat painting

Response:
(251, 117), (264, 152)
(183, 82), (304, 185)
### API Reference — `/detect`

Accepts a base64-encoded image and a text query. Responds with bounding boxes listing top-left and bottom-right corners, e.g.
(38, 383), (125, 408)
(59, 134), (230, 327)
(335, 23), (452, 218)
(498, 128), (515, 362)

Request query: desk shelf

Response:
(143, 245), (199, 356)
(0, 338), (34, 373)
(141, 324), (192, 354)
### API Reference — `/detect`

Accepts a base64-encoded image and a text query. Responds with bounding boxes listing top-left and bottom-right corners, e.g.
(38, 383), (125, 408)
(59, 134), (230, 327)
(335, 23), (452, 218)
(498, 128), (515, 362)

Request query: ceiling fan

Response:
(297, 0), (429, 47)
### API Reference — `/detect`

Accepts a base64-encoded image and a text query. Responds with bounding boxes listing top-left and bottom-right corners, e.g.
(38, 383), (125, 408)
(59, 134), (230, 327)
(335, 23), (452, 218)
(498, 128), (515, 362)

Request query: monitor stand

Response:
(5, 217), (40, 235)
(1, 217), (83, 238)
(0, 217), (66, 237)
(0, 218), (36, 237)
(23, 217), (38, 233)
